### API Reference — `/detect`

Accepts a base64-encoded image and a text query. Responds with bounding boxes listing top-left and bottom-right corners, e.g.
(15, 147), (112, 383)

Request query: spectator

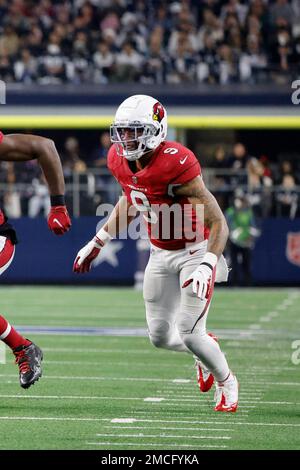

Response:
(196, 33), (218, 83)
(0, 162), (21, 217)
(228, 143), (250, 197)
(216, 43), (239, 84)
(26, 26), (44, 57)
(211, 145), (228, 168)
(28, 175), (50, 218)
(247, 157), (273, 217)
(276, 173), (299, 218)
(62, 137), (87, 177)
(270, 0), (294, 26)
(114, 41), (143, 82)
(90, 132), (111, 167)
(14, 49), (37, 83)
(226, 191), (260, 286)
(90, 132), (116, 204)
(221, 0), (249, 26)
(228, 143), (250, 170)
(239, 35), (267, 83)
(198, 8), (224, 50)
(93, 41), (115, 83)
(168, 40), (197, 83)
(0, 24), (19, 57)
(141, 28), (169, 84)
(0, 53), (14, 82)
(210, 145), (230, 210)
(270, 27), (298, 80)
(37, 34), (67, 84)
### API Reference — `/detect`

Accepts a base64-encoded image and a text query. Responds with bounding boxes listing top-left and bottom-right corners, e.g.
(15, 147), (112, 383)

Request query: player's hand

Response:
(73, 237), (104, 274)
(182, 264), (214, 300)
(47, 206), (71, 235)
(182, 252), (217, 300)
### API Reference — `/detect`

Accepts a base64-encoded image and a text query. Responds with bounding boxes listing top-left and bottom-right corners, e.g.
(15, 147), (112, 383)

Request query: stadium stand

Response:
(0, 0), (299, 85)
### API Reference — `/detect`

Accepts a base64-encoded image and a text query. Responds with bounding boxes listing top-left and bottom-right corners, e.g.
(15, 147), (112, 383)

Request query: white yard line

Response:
(0, 394), (141, 401)
(108, 418), (300, 427)
(238, 400), (300, 405)
(42, 348), (156, 354)
(86, 442), (228, 448)
(0, 374), (193, 383)
(156, 393), (262, 398)
(95, 433), (231, 440)
(1, 415), (297, 427)
(2, 374), (280, 385)
(105, 425), (234, 432)
(44, 360), (184, 368)
(0, 394), (284, 406)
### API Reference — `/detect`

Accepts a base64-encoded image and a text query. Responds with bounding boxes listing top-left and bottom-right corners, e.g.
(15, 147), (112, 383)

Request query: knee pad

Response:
(148, 319), (171, 348)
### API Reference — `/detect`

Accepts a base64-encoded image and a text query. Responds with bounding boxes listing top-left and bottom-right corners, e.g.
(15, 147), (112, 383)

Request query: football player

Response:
(73, 95), (238, 412)
(0, 131), (71, 388)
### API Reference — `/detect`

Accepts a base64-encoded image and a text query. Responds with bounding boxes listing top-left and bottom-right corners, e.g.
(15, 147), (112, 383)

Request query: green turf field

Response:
(0, 286), (299, 450)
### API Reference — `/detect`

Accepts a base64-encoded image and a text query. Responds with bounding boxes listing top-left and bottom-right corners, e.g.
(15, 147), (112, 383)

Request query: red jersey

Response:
(0, 132), (3, 144)
(107, 140), (210, 250)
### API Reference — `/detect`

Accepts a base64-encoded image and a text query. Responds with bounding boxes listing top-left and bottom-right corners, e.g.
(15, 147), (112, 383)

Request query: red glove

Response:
(0, 209), (5, 225)
(47, 206), (71, 235)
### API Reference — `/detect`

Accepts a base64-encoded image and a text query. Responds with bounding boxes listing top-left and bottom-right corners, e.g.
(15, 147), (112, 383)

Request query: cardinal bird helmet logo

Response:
(152, 101), (165, 123)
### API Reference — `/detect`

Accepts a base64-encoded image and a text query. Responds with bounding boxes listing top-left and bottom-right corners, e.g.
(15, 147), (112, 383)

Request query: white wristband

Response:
(94, 228), (113, 246)
(201, 252), (218, 269)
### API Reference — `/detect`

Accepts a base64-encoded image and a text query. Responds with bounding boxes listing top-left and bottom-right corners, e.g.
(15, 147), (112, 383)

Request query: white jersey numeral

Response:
(130, 190), (158, 224)
(163, 147), (178, 155)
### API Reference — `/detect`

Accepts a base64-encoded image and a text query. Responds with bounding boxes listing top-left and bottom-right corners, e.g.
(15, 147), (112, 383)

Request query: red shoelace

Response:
(14, 349), (31, 374)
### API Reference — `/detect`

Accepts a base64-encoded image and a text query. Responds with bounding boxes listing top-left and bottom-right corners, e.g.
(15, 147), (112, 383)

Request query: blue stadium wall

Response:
(1, 217), (300, 285)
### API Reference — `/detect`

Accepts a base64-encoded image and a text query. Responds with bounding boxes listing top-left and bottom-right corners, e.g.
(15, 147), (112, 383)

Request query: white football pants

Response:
(143, 240), (230, 382)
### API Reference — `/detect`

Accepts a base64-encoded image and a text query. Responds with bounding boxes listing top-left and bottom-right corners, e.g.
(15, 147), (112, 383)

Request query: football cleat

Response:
(214, 373), (239, 412)
(13, 342), (43, 389)
(194, 333), (218, 393)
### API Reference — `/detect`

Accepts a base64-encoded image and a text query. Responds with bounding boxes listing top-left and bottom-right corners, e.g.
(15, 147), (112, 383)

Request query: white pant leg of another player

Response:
(176, 248), (231, 383)
(143, 244), (189, 353)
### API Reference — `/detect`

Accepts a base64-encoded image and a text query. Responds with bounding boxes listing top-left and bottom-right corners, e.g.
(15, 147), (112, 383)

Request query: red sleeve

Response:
(170, 149), (201, 185)
(0, 132), (4, 144)
(107, 144), (118, 175)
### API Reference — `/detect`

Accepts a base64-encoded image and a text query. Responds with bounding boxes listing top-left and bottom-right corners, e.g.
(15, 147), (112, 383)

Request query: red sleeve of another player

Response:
(171, 152), (201, 185)
(0, 132), (4, 144)
(107, 145), (115, 173)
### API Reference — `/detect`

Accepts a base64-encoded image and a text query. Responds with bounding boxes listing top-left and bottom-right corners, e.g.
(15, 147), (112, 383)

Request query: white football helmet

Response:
(110, 94), (168, 161)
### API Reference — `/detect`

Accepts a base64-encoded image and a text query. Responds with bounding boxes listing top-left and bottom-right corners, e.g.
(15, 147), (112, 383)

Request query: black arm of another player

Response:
(0, 134), (65, 196)
(174, 176), (229, 259)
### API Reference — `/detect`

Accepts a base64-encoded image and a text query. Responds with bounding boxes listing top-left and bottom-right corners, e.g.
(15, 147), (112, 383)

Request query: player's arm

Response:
(0, 134), (71, 235)
(175, 175), (229, 258)
(101, 193), (136, 237)
(0, 134), (65, 196)
(73, 193), (135, 273)
(175, 175), (229, 299)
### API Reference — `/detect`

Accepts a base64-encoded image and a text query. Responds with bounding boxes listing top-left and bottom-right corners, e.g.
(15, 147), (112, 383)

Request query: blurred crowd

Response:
(209, 141), (300, 218)
(0, 131), (299, 219)
(0, 0), (299, 85)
